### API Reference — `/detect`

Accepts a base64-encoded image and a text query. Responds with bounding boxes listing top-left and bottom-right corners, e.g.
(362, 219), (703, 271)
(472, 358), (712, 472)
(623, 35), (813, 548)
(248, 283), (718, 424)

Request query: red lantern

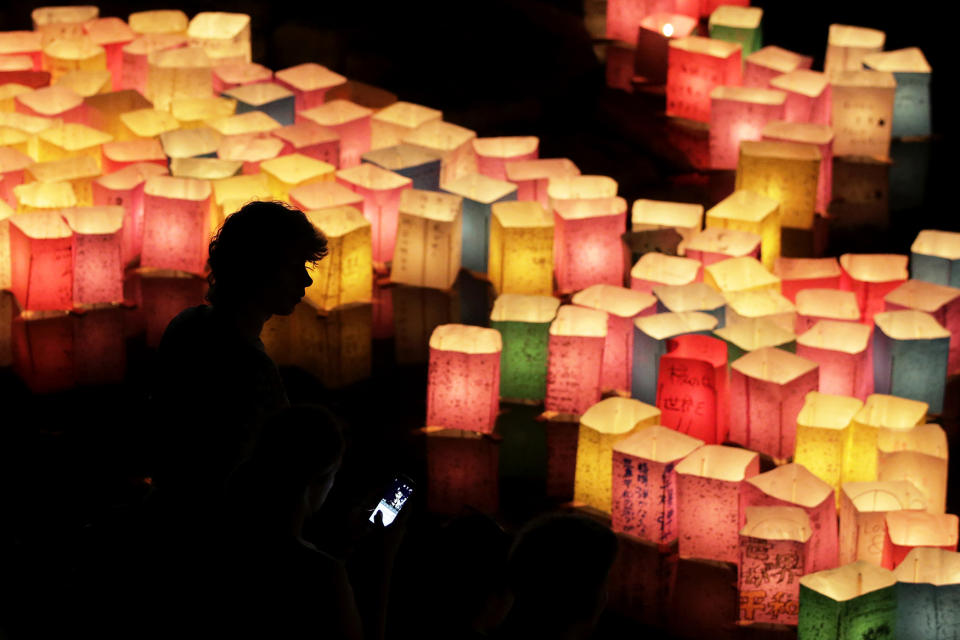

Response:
(336, 163), (413, 264)
(545, 305), (608, 417)
(709, 86), (786, 170)
(140, 175), (212, 275)
(840, 253), (909, 324)
(774, 257), (842, 304)
(504, 158), (579, 210)
(883, 512), (959, 570)
(11, 311), (75, 392)
(656, 334), (729, 443)
(8, 212), (73, 311)
(426, 324), (501, 434)
(61, 206), (125, 306)
(667, 36), (742, 124)
(473, 136), (539, 181)
(93, 162), (169, 267)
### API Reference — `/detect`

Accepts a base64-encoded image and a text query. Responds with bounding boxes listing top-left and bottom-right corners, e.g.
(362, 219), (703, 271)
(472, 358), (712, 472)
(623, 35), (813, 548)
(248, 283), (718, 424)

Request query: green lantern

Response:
(708, 6), (763, 61)
(490, 293), (559, 402)
(799, 561), (897, 639)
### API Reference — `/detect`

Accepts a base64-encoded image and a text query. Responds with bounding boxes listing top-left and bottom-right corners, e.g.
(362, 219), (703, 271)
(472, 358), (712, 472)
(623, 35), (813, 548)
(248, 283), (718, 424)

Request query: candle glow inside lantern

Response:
(735, 140), (820, 230)
(845, 394), (929, 487)
(725, 289), (797, 333)
(442, 172), (517, 274)
(797, 321), (873, 400)
(92, 162), (168, 266)
(840, 480), (928, 566)
(303, 206), (372, 311)
(611, 425), (704, 542)
(362, 144), (443, 192)
(831, 70), (897, 160)
(272, 121), (340, 167)
(885, 279), (960, 374)
(425, 428), (499, 516)
(883, 512), (959, 570)
(472, 136), (539, 181)
(653, 282), (726, 327)
(840, 253), (909, 324)
(572, 284), (658, 393)
(631, 199), (703, 256)
(128, 10), (188, 35)
(140, 175), (212, 275)
(488, 200), (554, 296)
(737, 506), (812, 625)
(575, 397), (661, 513)
(0, 32), (43, 70)
(217, 133), (285, 174)
(335, 162), (413, 263)
(666, 36), (742, 124)
(369, 101), (441, 150)
(656, 333), (729, 443)
(704, 256), (781, 297)
(391, 188), (462, 290)
(426, 324), (502, 435)
(630, 252), (702, 294)
(708, 5), (763, 59)
(824, 24), (886, 76)
(27, 156), (101, 208)
(729, 346), (819, 459)
(274, 62), (346, 113)
(8, 211), (73, 310)
(223, 82), (296, 127)
(545, 305), (608, 417)
(798, 561), (897, 640)
(401, 120), (477, 189)
(675, 444), (760, 563)
(101, 139), (167, 173)
(504, 158), (579, 210)
(633, 13), (698, 85)
(14, 181), (77, 213)
(0, 146), (32, 207)
(211, 61), (272, 94)
(769, 69), (831, 126)
(208, 111), (283, 140)
(794, 392), (864, 503)
(35, 123), (113, 168)
(632, 311), (719, 404)
(60, 206), (125, 306)
(705, 192), (780, 270)
(186, 12), (251, 65)
(893, 548), (960, 640)
(553, 196), (627, 294)
(774, 257), (842, 303)
(878, 423), (949, 515)
(873, 310), (950, 413)
(911, 230), (960, 288)
(170, 96), (237, 129)
(260, 152), (335, 202)
(160, 127), (222, 161)
(120, 34), (187, 96)
(684, 227), (761, 267)
(743, 46), (811, 89)
(762, 120), (834, 216)
(714, 317), (795, 365)
(490, 294), (559, 402)
(862, 47), (931, 139)
(146, 46), (213, 112)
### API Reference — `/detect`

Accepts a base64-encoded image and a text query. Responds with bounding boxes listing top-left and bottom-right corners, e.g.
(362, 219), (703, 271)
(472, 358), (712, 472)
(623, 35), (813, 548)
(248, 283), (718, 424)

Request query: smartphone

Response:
(369, 474), (415, 526)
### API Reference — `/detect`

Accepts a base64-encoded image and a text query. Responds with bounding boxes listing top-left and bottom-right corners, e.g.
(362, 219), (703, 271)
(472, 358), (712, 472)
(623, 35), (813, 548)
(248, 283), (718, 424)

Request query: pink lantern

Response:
(667, 36), (742, 124)
(0, 146), (32, 207)
(605, 0), (672, 43)
(795, 288), (860, 333)
(840, 253), (909, 324)
(93, 162), (169, 267)
(271, 121), (340, 167)
(8, 212), (73, 311)
(426, 324), (501, 434)
(634, 13), (698, 85)
(878, 423), (949, 515)
(0, 31), (43, 70)
(882, 512), (959, 570)
(630, 252), (702, 293)
(571, 284), (658, 393)
(370, 101), (442, 150)
(101, 139), (167, 173)
(769, 70), (831, 125)
(504, 158), (579, 210)
(553, 196), (627, 294)
(274, 62), (346, 113)
(60, 206), (125, 306)
(656, 333), (729, 443)
(545, 305), (607, 417)
(335, 163), (413, 264)
(774, 257), (842, 303)
(684, 227), (761, 267)
(735, 140), (821, 231)
(631, 199), (704, 256)
(15, 85), (85, 125)
(840, 480), (926, 566)
(80, 17), (134, 91)
(211, 61), (272, 93)
(402, 120), (478, 189)
(425, 428), (499, 516)
(743, 46), (812, 89)
(298, 100), (372, 168)
(675, 444), (760, 563)
(762, 120), (834, 215)
(709, 87), (786, 170)
(140, 175), (212, 275)
(825, 24), (886, 76)
(797, 320), (873, 400)
(885, 279), (960, 375)
(120, 34), (187, 95)
(729, 346), (819, 460)
(473, 137), (539, 181)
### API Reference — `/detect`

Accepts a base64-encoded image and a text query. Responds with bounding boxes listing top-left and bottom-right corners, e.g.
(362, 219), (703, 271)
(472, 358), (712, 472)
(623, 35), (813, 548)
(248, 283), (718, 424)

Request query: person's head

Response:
(206, 201), (328, 315)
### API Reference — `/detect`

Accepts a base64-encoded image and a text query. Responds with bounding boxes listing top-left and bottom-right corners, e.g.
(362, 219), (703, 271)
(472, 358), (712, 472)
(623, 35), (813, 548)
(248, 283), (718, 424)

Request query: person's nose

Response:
(302, 267), (313, 287)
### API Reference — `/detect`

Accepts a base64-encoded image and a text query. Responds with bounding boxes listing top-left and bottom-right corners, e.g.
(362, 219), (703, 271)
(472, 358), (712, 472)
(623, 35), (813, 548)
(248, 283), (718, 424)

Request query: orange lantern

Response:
(714, 317), (796, 365)
(101, 139), (166, 174)
(425, 428), (499, 516)
(797, 320), (873, 400)
(653, 282), (726, 326)
(0, 31), (43, 71)
(488, 200), (553, 296)
(298, 100), (372, 168)
(504, 157), (579, 210)
(369, 101), (442, 150)
(32, 6), (98, 43)
(93, 162), (168, 266)
(473, 136), (539, 181)
(41, 35), (106, 84)
(302, 206), (372, 311)
(725, 289), (797, 333)
(7, 211), (73, 310)
(794, 391), (864, 503)
(831, 70), (896, 160)
(656, 333), (729, 443)
(878, 422), (948, 515)
(684, 227), (760, 267)
(885, 279), (960, 374)
(186, 12), (251, 65)
(118, 108), (181, 140)
(709, 87), (786, 170)
(211, 61), (272, 94)
(271, 120), (340, 167)
(667, 36), (742, 124)
(839, 253), (908, 324)
(824, 24), (885, 76)
(873, 310), (950, 414)
(911, 229), (960, 289)
(553, 196), (627, 293)
(774, 257), (842, 303)
(743, 45), (811, 89)
(140, 175), (212, 275)
(632, 310), (719, 404)
(401, 120), (478, 189)
(391, 189), (462, 290)
(631, 199), (703, 256)
(839, 480), (927, 566)
(426, 324), (501, 434)
(704, 256), (781, 296)
(15, 85), (84, 124)
(274, 62), (346, 113)
(289, 180), (363, 213)
(336, 163), (413, 264)
(630, 252), (702, 294)
(883, 512), (959, 570)
(362, 144), (443, 192)
(545, 305), (608, 417)
(146, 46), (212, 112)
(392, 285), (459, 365)
(705, 191), (780, 270)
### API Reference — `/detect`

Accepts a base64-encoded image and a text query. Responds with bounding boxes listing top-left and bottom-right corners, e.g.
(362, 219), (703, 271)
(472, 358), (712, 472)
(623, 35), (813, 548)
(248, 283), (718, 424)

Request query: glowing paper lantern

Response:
(289, 180), (362, 213)
(93, 162), (169, 266)
(632, 311), (718, 404)
(370, 101), (441, 150)
(170, 96), (237, 129)
(893, 548), (960, 640)
(604, 0), (665, 43)
(14, 181), (77, 213)
(488, 201), (553, 296)
(795, 392), (864, 502)
(128, 10), (187, 35)
(490, 293), (559, 401)
(257, 153), (333, 203)
(840, 253), (908, 324)
(424, 428), (499, 516)
(725, 289), (796, 333)
(861, 47), (931, 139)
(34, 123), (112, 170)
(54, 69), (111, 97)
(392, 285), (460, 365)
(0, 201), (11, 289)
(301, 206), (372, 311)
(216, 132), (284, 174)
(883, 512), (958, 570)
(185, 12), (250, 65)
(675, 444), (760, 563)
(654, 282), (726, 327)
(553, 196), (627, 293)
(729, 346), (819, 459)
(911, 230), (960, 288)
(743, 46), (811, 89)
(684, 227), (760, 267)
(140, 175), (212, 275)
(798, 561), (897, 640)
(210, 61), (272, 95)
(472, 137), (539, 181)
(119, 33), (187, 95)
(845, 394), (929, 488)
(389, 189), (462, 289)
(41, 36), (105, 83)
(8, 211), (73, 310)
(170, 158), (242, 184)
(631, 199), (703, 256)
(774, 257), (841, 303)
(504, 158), (579, 210)
(878, 423), (948, 515)
(738, 506), (811, 625)
(271, 120), (340, 167)
(634, 13), (698, 85)
(545, 305), (607, 416)
(16, 85), (84, 124)
(761, 121), (833, 216)
(885, 279), (960, 374)
(274, 63), (346, 113)
(336, 163), (413, 263)
(0, 124), (30, 156)
(26, 155), (100, 208)
(223, 82), (295, 127)
(705, 192), (780, 270)
(873, 310), (950, 413)
(362, 144), (442, 191)
(211, 172), (270, 220)
(80, 91), (149, 143)
(666, 36), (742, 124)
(0, 32), (43, 71)
(574, 396), (661, 513)
(426, 324), (501, 434)
(735, 140), (820, 230)
(704, 256), (780, 297)
(630, 252), (702, 294)
(60, 206), (124, 306)
(402, 120), (477, 189)
(841, 480), (928, 567)
(797, 321), (873, 400)
(656, 334), (729, 443)
(795, 289), (860, 334)
(101, 139), (166, 174)
(298, 100), (372, 169)
(708, 5), (762, 60)
(146, 46), (212, 112)
(714, 317), (796, 364)
(824, 24), (885, 76)
(32, 6), (98, 43)
(611, 425), (704, 541)
(442, 172), (517, 274)
(831, 70), (896, 160)
(208, 111), (282, 142)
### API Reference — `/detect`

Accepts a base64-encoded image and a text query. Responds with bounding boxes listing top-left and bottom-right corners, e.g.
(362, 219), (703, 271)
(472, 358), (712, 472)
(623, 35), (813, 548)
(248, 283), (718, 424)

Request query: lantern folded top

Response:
(739, 140), (822, 165)
(491, 293), (560, 323)
(725, 289), (795, 319)
(877, 422), (947, 459)
(705, 257), (781, 293)
(912, 230), (960, 261)
(640, 13), (697, 38)
(828, 24), (886, 50)
(857, 394), (929, 432)
(144, 174), (212, 201)
(653, 282), (726, 313)
(444, 173), (516, 204)
(55, 70), (111, 97)
(686, 227), (761, 258)
(554, 196), (626, 221)
(223, 82), (293, 107)
(60, 205), (124, 234)
(290, 181), (363, 211)
(491, 200), (552, 229)
(708, 190), (779, 224)
(128, 10), (189, 35)
(874, 310), (951, 342)
(17, 85), (83, 117)
(275, 63), (346, 93)
(120, 108), (180, 138)
(37, 122), (113, 151)
(307, 205), (369, 239)
(0, 32), (42, 57)
(208, 111), (282, 137)
(746, 46), (811, 75)
(124, 34), (188, 59)
(843, 481), (927, 513)
(675, 444), (759, 482)
(775, 257), (842, 282)
(42, 35), (104, 62)
(886, 512), (959, 548)
(769, 69), (830, 98)
(398, 188), (462, 220)
(472, 136), (539, 158)
(796, 289), (860, 322)
(273, 120), (338, 147)
(748, 463), (833, 509)
(800, 561), (895, 602)
(214, 62), (273, 87)
(0, 112), (59, 136)
(632, 253), (702, 287)
(363, 144), (442, 171)
(170, 157), (243, 181)
(261, 153), (335, 186)
(504, 158), (579, 182)
(14, 182), (77, 209)
(885, 280), (960, 314)
(709, 5), (762, 29)
(212, 173), (269, 208)
(28, 155), (99, 184)
(798, 320), (872, 355)
(401, 120), (475, 152)
(550, 305), (608, 338)
(894, 548), (960, 585)
(217, 133), (284, 164)
(95, 162), (168, 190)
(372, 101), (441, 128)
(301, 100), (373, 128)
(710, 86), (786, 106)
(841, 254), (909, 284)
(581, 397), (661, 436)
(9, 210), (73, 239)
(160, 127), (223, 159)
(669, 36), (741, 60)
(32, 6), (99, 29)
(797, 391), (864, 431)
(0, 146), (33, 173)
(187, 12), (250, 41)
(732, 346), (818, 386)
(572, 284), (657, 318)
(547, 175), (617, 201)
(741, 506), (812, 542)
(830, 70), (897, 91)
(429, 323), (502, 354)
(762, 120), (834, 146)
(170, 97), (238, 125)
(634, 311), (718, 341)
(149, 45), (211, 70)
(614, 425), (704, 464)
(337, 162), (412, 191)
(714, 317), (795, 352)
(631, 199), (703, 231)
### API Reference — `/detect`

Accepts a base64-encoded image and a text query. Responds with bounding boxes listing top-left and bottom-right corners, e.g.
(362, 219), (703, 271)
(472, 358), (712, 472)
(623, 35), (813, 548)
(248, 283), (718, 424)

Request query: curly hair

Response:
(206, 200), (328, 306)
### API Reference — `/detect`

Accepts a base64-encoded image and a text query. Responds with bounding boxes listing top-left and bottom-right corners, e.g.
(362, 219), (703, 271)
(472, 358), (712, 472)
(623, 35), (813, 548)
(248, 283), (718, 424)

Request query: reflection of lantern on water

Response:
(553, 197), (627, 293)
(369, 101), (441, 150)
(607, 531), (679, 628)
(839, 253), (908, 324)
(831, 70), (896, 160)
(885, 279), (960, 375)
(490, 293), (559, 402)
(223, 82), (295, 127)
(840, 481), (927, 566)
(274, 62), (347, 113)
(11, 311), (75, 393)
(873, 310), (950, 413)
(675, 444), (760, 563)
(211, 61), (272, 94)
(737, 506), (811, 625)
(443, 172), (517, 274)
(336, 162), (412, 263)
(140, 175), (212, 276)
(911, 230), (960, 288)
(102, 139), (167, 174)
(391, 189), (462, 289)
(362, 144), (443, 192)
(892, 547), (960, 640)
(61, 206), (125, 306)
(271, 121), (340, 167)
(795, 288), (860, 333)
(825, 24), (885, 76)
(795, 392), (864, 503)
(631, 199), (703, 256)
(632, 311), (718, 404)
(186, 12), (251, 66)
(705, 257), (781, 297)
(653, 282), (726, 327)
(611, 425), (704, 541)
(473, 137), (539, 181)
(883, 512), (959, 571)
(426, 324), (501, 434)
(35, 123), (113, 168)
(402, 120), (477, 189)
(656, 334), (729, 443)
(545, 305), (607, 416)
(743, 45), (811, 89)
(735, 140), (820, 230)
(259, 152), (334, 203)
(303, 206), (372, 311)
(634, 13), (698, 85)
(774, 257), (842, 303)
(769, 69), (831, 126)
(120, 34), (187, 96)
(797, 320), (873, 400)
(27, 155), (101, 207)
(798, 561), (897, 640)
(392, 285), (459, 365)
(146, 46), (213, 112)
(667, 37), (742, 124)
(878, 423), (948, 515)
(72, 305), (127, 386)
(630, 252), (702, 294)
(845, 394), (929, 487)
(504, 158), (579, 210)
(684, 227), (760, 267)
(725, 289), (796, 333)
(425, 428), (499, 516)
(705, 192), (780, 270)
(93, 162), (168, 266)
(714, 317), (795, 365)
(8, 211), (73, 311)
(14, 181), (77, 213)
(40, 36), (106, 83)
(488, 201), (553, 296)
(709, 87), (786, 171)
(574, 396), (660, 514)
(762, 120), (834, 215)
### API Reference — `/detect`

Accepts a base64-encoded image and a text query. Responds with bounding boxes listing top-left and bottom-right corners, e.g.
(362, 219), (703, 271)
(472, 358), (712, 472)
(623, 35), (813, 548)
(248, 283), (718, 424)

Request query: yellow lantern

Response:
(769, 69), (831, 125)
(504, 157), (580, 210)
(35, 123), (112, 168)
(774, 257), (842, 303)
(14, 181), (77, 213)
(298, 99), (373, 169)
(684, 227), (761, 266)
(473, 136), (539, 181)
(170, 96), (238, 129)
(0, 85), (34, 114)
(207, 111), (282, 139)
(146, 46), (213, 112)
(289, 180), (363, 214)
(15, 85), (84, 124)
(186, 12), (251, 65)
(370, 101), (442, 150)
(630, 252), (702, 293)
(704, 256), (780, 295)
(259, 153), (335, 203)
(743, 45), (811, 88)
(391, 189), (463, 290)
(735, 140), (821, 230)
(118, 108), (181, 140)
(725, 289), (796, 333)
(274, 62), (347, 113)
(27, 155), (101, 207)
(824, 24), (886, 76)
(574, 396), (661, 514)
(831, 70), (897, 160)
(761, 120), (834, 215)
(101, 138), (166, 175)
(797, 320), (873, 400)
(216, 133), (284, 174)
(304, 206), (372, 311)
(488, 201), (553, 296)
(631, 199), (704, 255)
(128, 10), (188, 35)
(211, 172), (271, 220)
(845, 394), (929, 486)
(795, 391), (864, 504)
(41, 36), (106, 83)
(401, 120), (478, 189)
(878, 423), (948, 515)
(0, 32), (43, 70)
(83, 89), (153, 141)
(53, 69), (112, 98)
(840, 480), (927, 566)
(159, 127), (223, 161)
(705, 190), (780, 269)
(169, 158), (242, 182)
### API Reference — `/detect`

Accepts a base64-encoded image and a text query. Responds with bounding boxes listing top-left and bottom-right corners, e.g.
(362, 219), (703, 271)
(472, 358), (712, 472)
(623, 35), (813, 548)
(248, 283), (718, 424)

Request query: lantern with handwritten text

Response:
(443, 173), (517, 274)
(402, 120), (477, 189)
(653, 282), (726, 327)
(878, 423), (948, 515)
(762, 120), (834, 215)
(60, 206), (124, 306)
(885, 279), (960, 374)
(667, 37), (742, 123)
(798, 561), (897, 640)
(390, 189), (462, 289)
(334, 163), (412, 264)
(504, 158), (579, 210)
(744, 46), (811, 89)
(302, 207), (372, 311)
(93, 163), (168, 266)
(845, 394), (929, 488)
(140, 175), (212, 275)
(7, 211), (73, 311)
(831, 70), (896, 160)
(883, 512), (959, 571)
(545, 305), (607, 417)
(705, 192), (780, 270)
(632, 311), (718, 404)
(911, 230), (960, 288)
(656, 333), (729, 443)
(490, 294), (559, 402)
(873, 310), (949, 413)
(794, 392), (864, 503)
(797, 321), (872, 400)
(426, 324), (501, 434)
(840, 481), (927, 566)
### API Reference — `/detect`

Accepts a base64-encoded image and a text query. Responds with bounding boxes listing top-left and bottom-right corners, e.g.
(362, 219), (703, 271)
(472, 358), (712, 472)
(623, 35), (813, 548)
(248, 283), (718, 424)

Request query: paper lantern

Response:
(301, 206), (372, 311)
(548, 174), (617, 211)
(289, 180), (362, 213)
(630, 252), (702, 294)
(714, 317), (796, 365)
(362, 144), (443, 192)
(14, 181), (77, 213)
(831, 70), (896, 160)
(223, 82), (295, 127)
(26, 155), (100, 208)
(11, 311), (75, 392)
(335, 163), (413, 264)
(60, 206), (124, 306)
(704, 257), (781, 297)
(666, 36), (742, 124)
(41, 35), (105, 84)
(369, 101), (441, 150)
(839, 253), (908, 324)
(553, 196), (627, 293)
(140, 175), (212, 275)
(401, 120), (477, 189)
(93, 162), (168, 266)
(298, 100), (372, 169)
(725, 289), (796, 333)
(544, 305), (607, 416)
(211, 61), (272, 95)
(878, 423), (948, 515)
(424, 428), (499, 516)
(274, 62), (346, 113)
(216, 132), (285, 174)
(390, 189), (462, 289)
(604, 0), (666, 43)
(708, 5), (762, 59)
(490, 294), (559, 402)
(426, 324), (501, 434)
(612, 425), (704, 541)
(0, 54), (34, 70)
(119, 33), (187, 95)
(735, 140), (820, 231)
(101, 139), (167, 174)
(761, 121), (833, 217)
(845, 394), (929, 488)
(0, 146), (33, 207)
(472, 136), (539, 181)
(684, 227), (761, 267)
(0, 32), (43, 71)
(8, 211), (73, 311)
(170, 157), (242, 182)
(885, 279), (960, 375)
(631, 199), (703, 256)
(170, 96), (237, 129)
(704, 191), (780, 270)
(208, 111), (282, 141)
(146, 46), (213, 112)
(729, 346), (819, 459)
(185, 12), (250, 65)
(893, 548), (960, 640)
(16, 85), (84, 125)
(653, 282), (726, 327)
(116, 108), (178, 142)
(743, 46), (811, 89)
(794, 289), (860, 334)
(824, 24), (885, 76)
(911, 230), (960, 288)
(256, 153), (333, 203)
(798, 561), (897, 640)
(675, 444), (760, 563)
(504, 158), (579, 210)
(774, 257), (841, 303)
(795, 392), (864, 502)
(392, 285), (459, 365)
(655, 333), (729, 443)
(33, 123), (112, 170)
(31, 6), (98, 42)
(0, 122), (30, 157)
(128, 10), (188, 35)
(768, 69), (831, 128)
(633, 13), (698, 85)
(883, 512), (959, 570)
(575, 396), (660, 513)
(442, 172), (517, 274)
(797, 321), (873, 400)
(873, 310), (950, 413)
(738, 506), (811, 625)
(271, 120), (340, 167)
(53, 68), (111, 98)
(0, 201), (11, 290)
(861, 47), (931, 140)
(210, 172), (271, 219)
(159, 127), (220, 162)
(841, 479), (929, 568)
(487, 201), (553, 296)
(632, 311), (719, 404)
